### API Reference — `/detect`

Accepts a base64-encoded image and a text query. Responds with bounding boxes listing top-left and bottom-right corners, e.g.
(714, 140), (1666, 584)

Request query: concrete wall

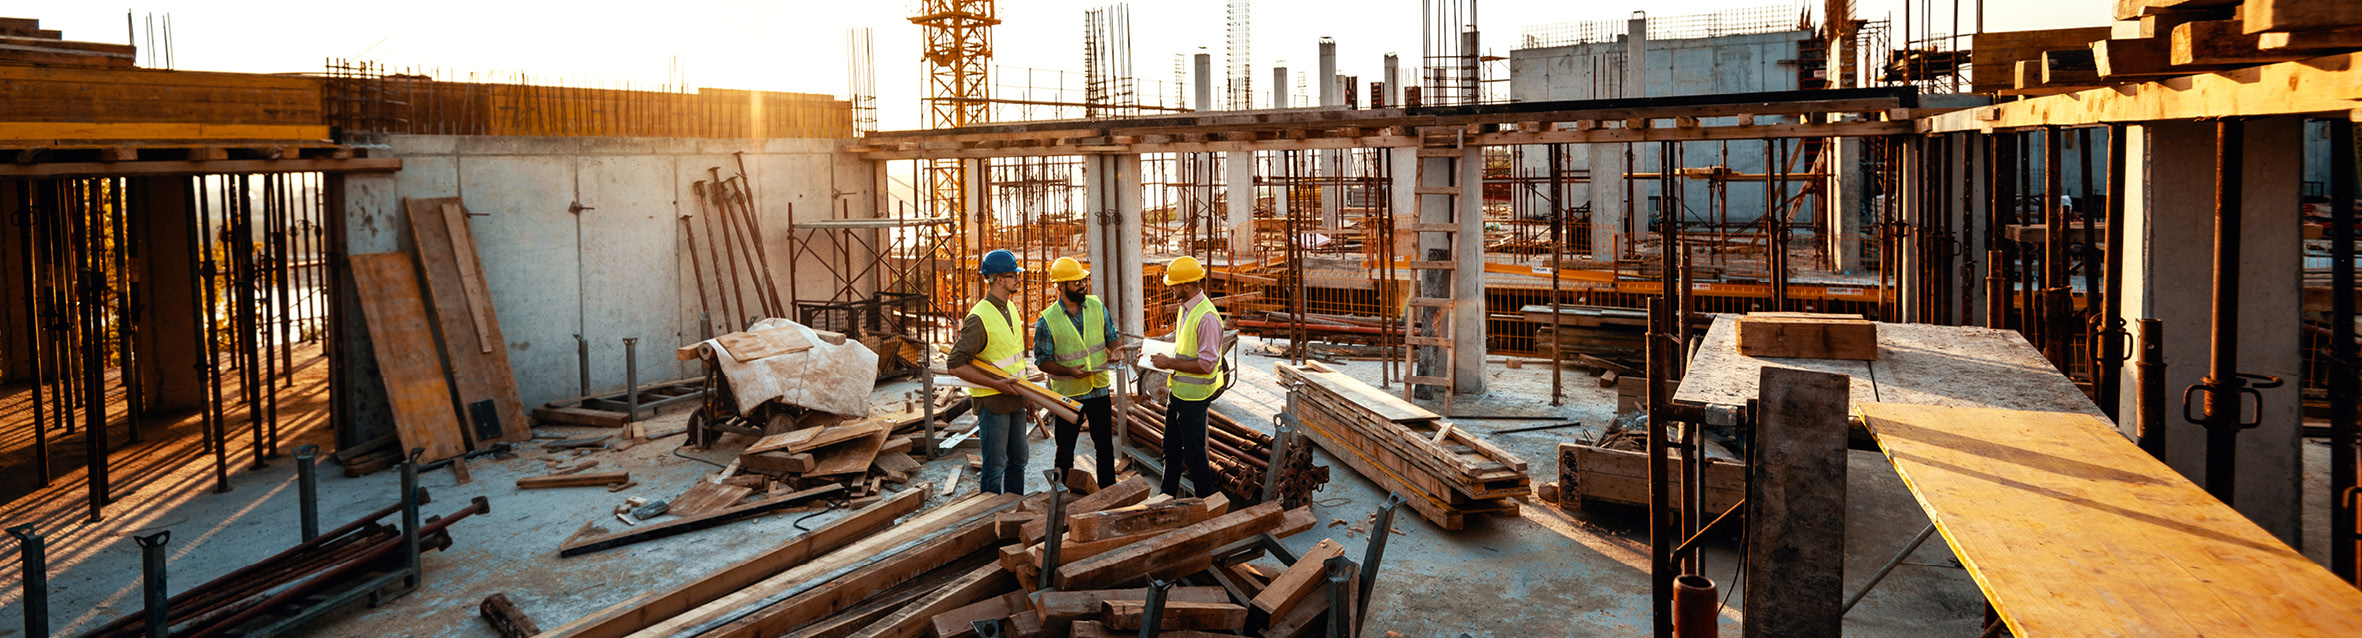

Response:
(1509, 31), (1805, 241)
(338, 135), (871, 440)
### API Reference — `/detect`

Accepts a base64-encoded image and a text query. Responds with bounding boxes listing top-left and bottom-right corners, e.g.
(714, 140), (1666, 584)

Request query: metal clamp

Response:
(1138, 578), (1173, 638)
(1040, 470), (1071, 591)
(2183, 373), (2286, 430)
(2087, 316), (2131, 363)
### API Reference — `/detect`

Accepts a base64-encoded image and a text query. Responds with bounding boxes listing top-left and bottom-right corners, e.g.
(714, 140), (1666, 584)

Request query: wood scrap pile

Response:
(1275, 361), (1530, 530)
(1119, 399), (1329, 508)
(1522, 303), (1648, 363)
(545, 476), (1362, 638)
(732, 413), (929, 499)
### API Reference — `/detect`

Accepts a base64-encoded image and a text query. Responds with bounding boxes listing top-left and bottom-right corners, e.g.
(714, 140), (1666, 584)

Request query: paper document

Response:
(1135, 339), (1182, 373)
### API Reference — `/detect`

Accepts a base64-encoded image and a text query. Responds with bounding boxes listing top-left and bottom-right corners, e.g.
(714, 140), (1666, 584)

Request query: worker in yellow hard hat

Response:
(1033, 256), (1121, 488)
(947, 249), (1031, 494)
(1149, 255), (1224, 497)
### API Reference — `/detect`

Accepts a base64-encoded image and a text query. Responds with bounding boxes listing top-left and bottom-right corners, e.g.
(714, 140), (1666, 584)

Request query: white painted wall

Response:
(339, 135), (872, 436)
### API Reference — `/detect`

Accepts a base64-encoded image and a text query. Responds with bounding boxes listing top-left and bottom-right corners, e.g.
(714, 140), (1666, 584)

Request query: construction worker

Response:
(1034, 256), (1121, 489)
(1150, 255), (1223, 497)
(947, 249), (1031, 494)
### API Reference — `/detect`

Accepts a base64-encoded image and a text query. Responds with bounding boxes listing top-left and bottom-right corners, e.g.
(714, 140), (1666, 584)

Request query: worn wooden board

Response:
(1861, 402), (2362, 637)
(701, 495), (1030, 638)
(1735, 313), (1878, 360)
(1249, 539), (1345, 619)
(1055, 502), (1288, 590)
(401, 198), (529, 444)
(1743, 367), (1850, 638)
(1673, 315), (2102, 426)
(808, 428), (891, 476)
(1031, 587), (1231, 628)
(716, 328), (813, 362)
(1066, 498), (1213, 543)
(1562, 444), (1745, 512)
(1100, 600), (1246, 631)
(350, 252), (468, 462)
(923, 589), (1027, 638)
(855, 564), (1012, 638)
(671, 481), (754, 517)
(517, 471), (630, 489)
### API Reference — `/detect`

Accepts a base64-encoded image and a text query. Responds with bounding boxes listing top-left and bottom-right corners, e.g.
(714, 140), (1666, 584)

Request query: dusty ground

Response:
(0, 335), (2343, 637)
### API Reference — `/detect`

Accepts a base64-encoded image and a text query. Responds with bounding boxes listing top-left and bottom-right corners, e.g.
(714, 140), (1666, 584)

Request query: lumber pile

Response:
(1733, 312), (1878, 360)
(545, 474), (1357, 638)
(1275, 361), (1530, 530)
(1120, 399), (1329, 507)
(0, 17), (134, 68)
(1984, 1), (2362, 97)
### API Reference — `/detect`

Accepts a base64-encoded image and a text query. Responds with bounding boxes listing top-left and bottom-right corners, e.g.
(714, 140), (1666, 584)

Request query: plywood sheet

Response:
(350, 252), (467, 462)
(402, 197), (530, 444)
(1673, 315), (2101, 426)
(808, 429), (890, 476)
(1859, 402), (2362, 636)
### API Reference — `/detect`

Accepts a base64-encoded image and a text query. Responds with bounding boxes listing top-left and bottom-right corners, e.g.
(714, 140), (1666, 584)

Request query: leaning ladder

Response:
(1401, 135), (1466, 411)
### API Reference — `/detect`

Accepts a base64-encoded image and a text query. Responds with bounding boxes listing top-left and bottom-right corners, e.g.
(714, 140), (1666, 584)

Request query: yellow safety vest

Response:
(966, 297), (1026, 397)
(1040, 296), (1112, 397)
(1168, 296), (1224, 401)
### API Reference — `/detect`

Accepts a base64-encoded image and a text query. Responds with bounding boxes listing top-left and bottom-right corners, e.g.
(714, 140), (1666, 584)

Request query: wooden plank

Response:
(1056, 501), (1288, 590)
(1742, 367), (1850, 638)
(538, 486), (926, 638)
(1865, 403), (2362, 636)
(923, 589), (1028, 638)
(787, 420), (891, 453)
(670, 482), (754, 517)
(717, 328), (814, 362)
(1100, 600), (1247, 631)
(848, 564), (1012, 638)
(348, 252), (468, 462)
(2173, 19), (2326, 65)
(403, 198), (530, 444)
(741, 451), (817, 474)
(1734, 313), (1878, 360)
(1066, 497), (1214, 543)
(808, 429), (890, 476)
(532, 406), (628, 428)
(2244, 0), (2362, 34)
(1031, 587), (1231, 629)
(558, 484), (845, 557)
(702, 495), (1032, 638)
(1023, 475), (1152, 543)
(1248, 539), (1345, 619)
(1276, 362), (1440, 422)
(518, 472), (631, 489)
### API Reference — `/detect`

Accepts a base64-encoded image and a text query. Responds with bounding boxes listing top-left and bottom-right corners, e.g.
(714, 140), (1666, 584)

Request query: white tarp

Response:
(695, 318), (878, 417)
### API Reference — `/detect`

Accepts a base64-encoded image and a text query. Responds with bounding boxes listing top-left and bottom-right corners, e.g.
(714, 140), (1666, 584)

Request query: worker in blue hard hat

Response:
(1034, 256), (1123, 489)
(947, 248), (1032, 494)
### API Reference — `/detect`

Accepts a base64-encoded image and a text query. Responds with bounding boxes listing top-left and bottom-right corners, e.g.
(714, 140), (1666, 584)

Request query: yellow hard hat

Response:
(1163, 256), (1207, 286)
(1049, 256), (1090, 283)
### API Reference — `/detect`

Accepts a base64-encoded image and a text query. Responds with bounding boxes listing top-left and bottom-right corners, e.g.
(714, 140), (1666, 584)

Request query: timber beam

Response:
(1919, 51), (2362, 133)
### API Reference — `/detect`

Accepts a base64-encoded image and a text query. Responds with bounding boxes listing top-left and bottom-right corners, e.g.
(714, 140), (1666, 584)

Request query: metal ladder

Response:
(1400, 136), (1467, 410)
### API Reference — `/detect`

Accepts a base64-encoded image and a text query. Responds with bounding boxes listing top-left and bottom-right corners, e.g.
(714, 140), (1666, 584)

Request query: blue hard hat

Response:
(981, 249), (1024, 275)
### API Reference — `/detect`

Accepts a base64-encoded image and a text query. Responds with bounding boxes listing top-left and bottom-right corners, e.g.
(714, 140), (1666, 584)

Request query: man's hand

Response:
(1150, 353), (1177, 369)
(992, 377), (1025, 395)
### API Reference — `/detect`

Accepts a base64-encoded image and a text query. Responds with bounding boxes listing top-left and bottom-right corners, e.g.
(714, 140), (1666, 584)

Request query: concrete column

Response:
(1453, 147), (1486, 394)
(2114, 117), (2303, 542)
(1383, 54), (1400, 106)
(1827, 136), (1866, 274)
(1085, 154), (1146, 338)
(1588, 143), (1626, 258)
(1318, 40), (1343, 229)
(1194, 53), (1215, 113)
(1626, 17), (1649, 98)
(1318, 39), (1338, 107)
(1893, 138), (1921, 323)
(1272, 66), (1289, 109)
(134, 177), (206, 410)
(1225, 151), (1256, 254)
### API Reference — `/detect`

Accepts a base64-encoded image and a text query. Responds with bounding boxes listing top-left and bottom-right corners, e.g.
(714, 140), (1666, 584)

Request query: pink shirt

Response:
(1187, 292), (1221, 366)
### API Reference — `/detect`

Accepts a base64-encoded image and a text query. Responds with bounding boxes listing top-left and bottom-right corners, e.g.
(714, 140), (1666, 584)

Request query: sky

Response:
(26, 0), (2101, 131)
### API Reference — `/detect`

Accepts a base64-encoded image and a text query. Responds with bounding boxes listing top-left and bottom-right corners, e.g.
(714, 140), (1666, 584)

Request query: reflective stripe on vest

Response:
(1040, 296), (1112, 397)
(1167, 296), (1225, 401)
(966, 298), (1026, 397)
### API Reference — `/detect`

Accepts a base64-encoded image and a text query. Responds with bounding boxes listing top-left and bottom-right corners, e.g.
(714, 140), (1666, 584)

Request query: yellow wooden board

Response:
(1858, 402), (2362, 636)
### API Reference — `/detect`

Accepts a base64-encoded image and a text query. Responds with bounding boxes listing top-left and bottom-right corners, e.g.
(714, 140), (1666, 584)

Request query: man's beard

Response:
(1063, 289), (1086, 303)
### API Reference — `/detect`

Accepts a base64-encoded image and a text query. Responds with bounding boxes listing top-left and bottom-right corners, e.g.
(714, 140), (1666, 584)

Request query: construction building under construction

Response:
(2, 0), (2361, 635)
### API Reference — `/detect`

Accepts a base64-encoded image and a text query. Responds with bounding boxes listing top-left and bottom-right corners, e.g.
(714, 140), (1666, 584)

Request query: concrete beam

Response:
(1224, 151), (1255, 254)
(1919, 51), (2362, 133)
(1085, 154), (1146, 339)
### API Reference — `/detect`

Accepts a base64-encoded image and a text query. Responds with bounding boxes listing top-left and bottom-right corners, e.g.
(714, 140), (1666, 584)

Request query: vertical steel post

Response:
(1039, 471), (1069, 591)
(1139, 578), (1172, 638)
(2043, 126), (2069, 371)
(576, 334), (591, 398)
(2327, 118), (2357, 583)
(1646, 296), (1672, 637)
(8, 525), (47, 638)
(400, 449), (423, 587)
(2202, 119), (2246, 501)
(2099, 125), (2130, 422)
(1356, 493), (1402, 617)
(2137, 318), (2169, 460)
(295, 444), (320, 541)
(135, 531), (168, 638)
(623, 337), (640, 421)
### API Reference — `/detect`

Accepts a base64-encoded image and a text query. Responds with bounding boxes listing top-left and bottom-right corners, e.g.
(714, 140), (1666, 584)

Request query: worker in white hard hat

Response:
(947, 248), (1031, 494)
(1150, 255), (1224, 497)
(1034, 256), (1122, 489)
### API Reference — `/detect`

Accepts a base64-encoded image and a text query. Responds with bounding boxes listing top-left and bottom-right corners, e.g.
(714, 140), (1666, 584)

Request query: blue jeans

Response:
(977, 405), (1030, 494)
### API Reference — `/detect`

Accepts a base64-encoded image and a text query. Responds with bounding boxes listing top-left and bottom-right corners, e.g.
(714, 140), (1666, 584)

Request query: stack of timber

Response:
(545, 477), (1352, 638)
(733, 411), (931, 496)
(1120, 399), (1330, 507)
(1993, 0), (2362, 95)
(1274, 362), (1530, 530)
(1520, 304), (1710, 367)
(0, 18), (134, 68)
